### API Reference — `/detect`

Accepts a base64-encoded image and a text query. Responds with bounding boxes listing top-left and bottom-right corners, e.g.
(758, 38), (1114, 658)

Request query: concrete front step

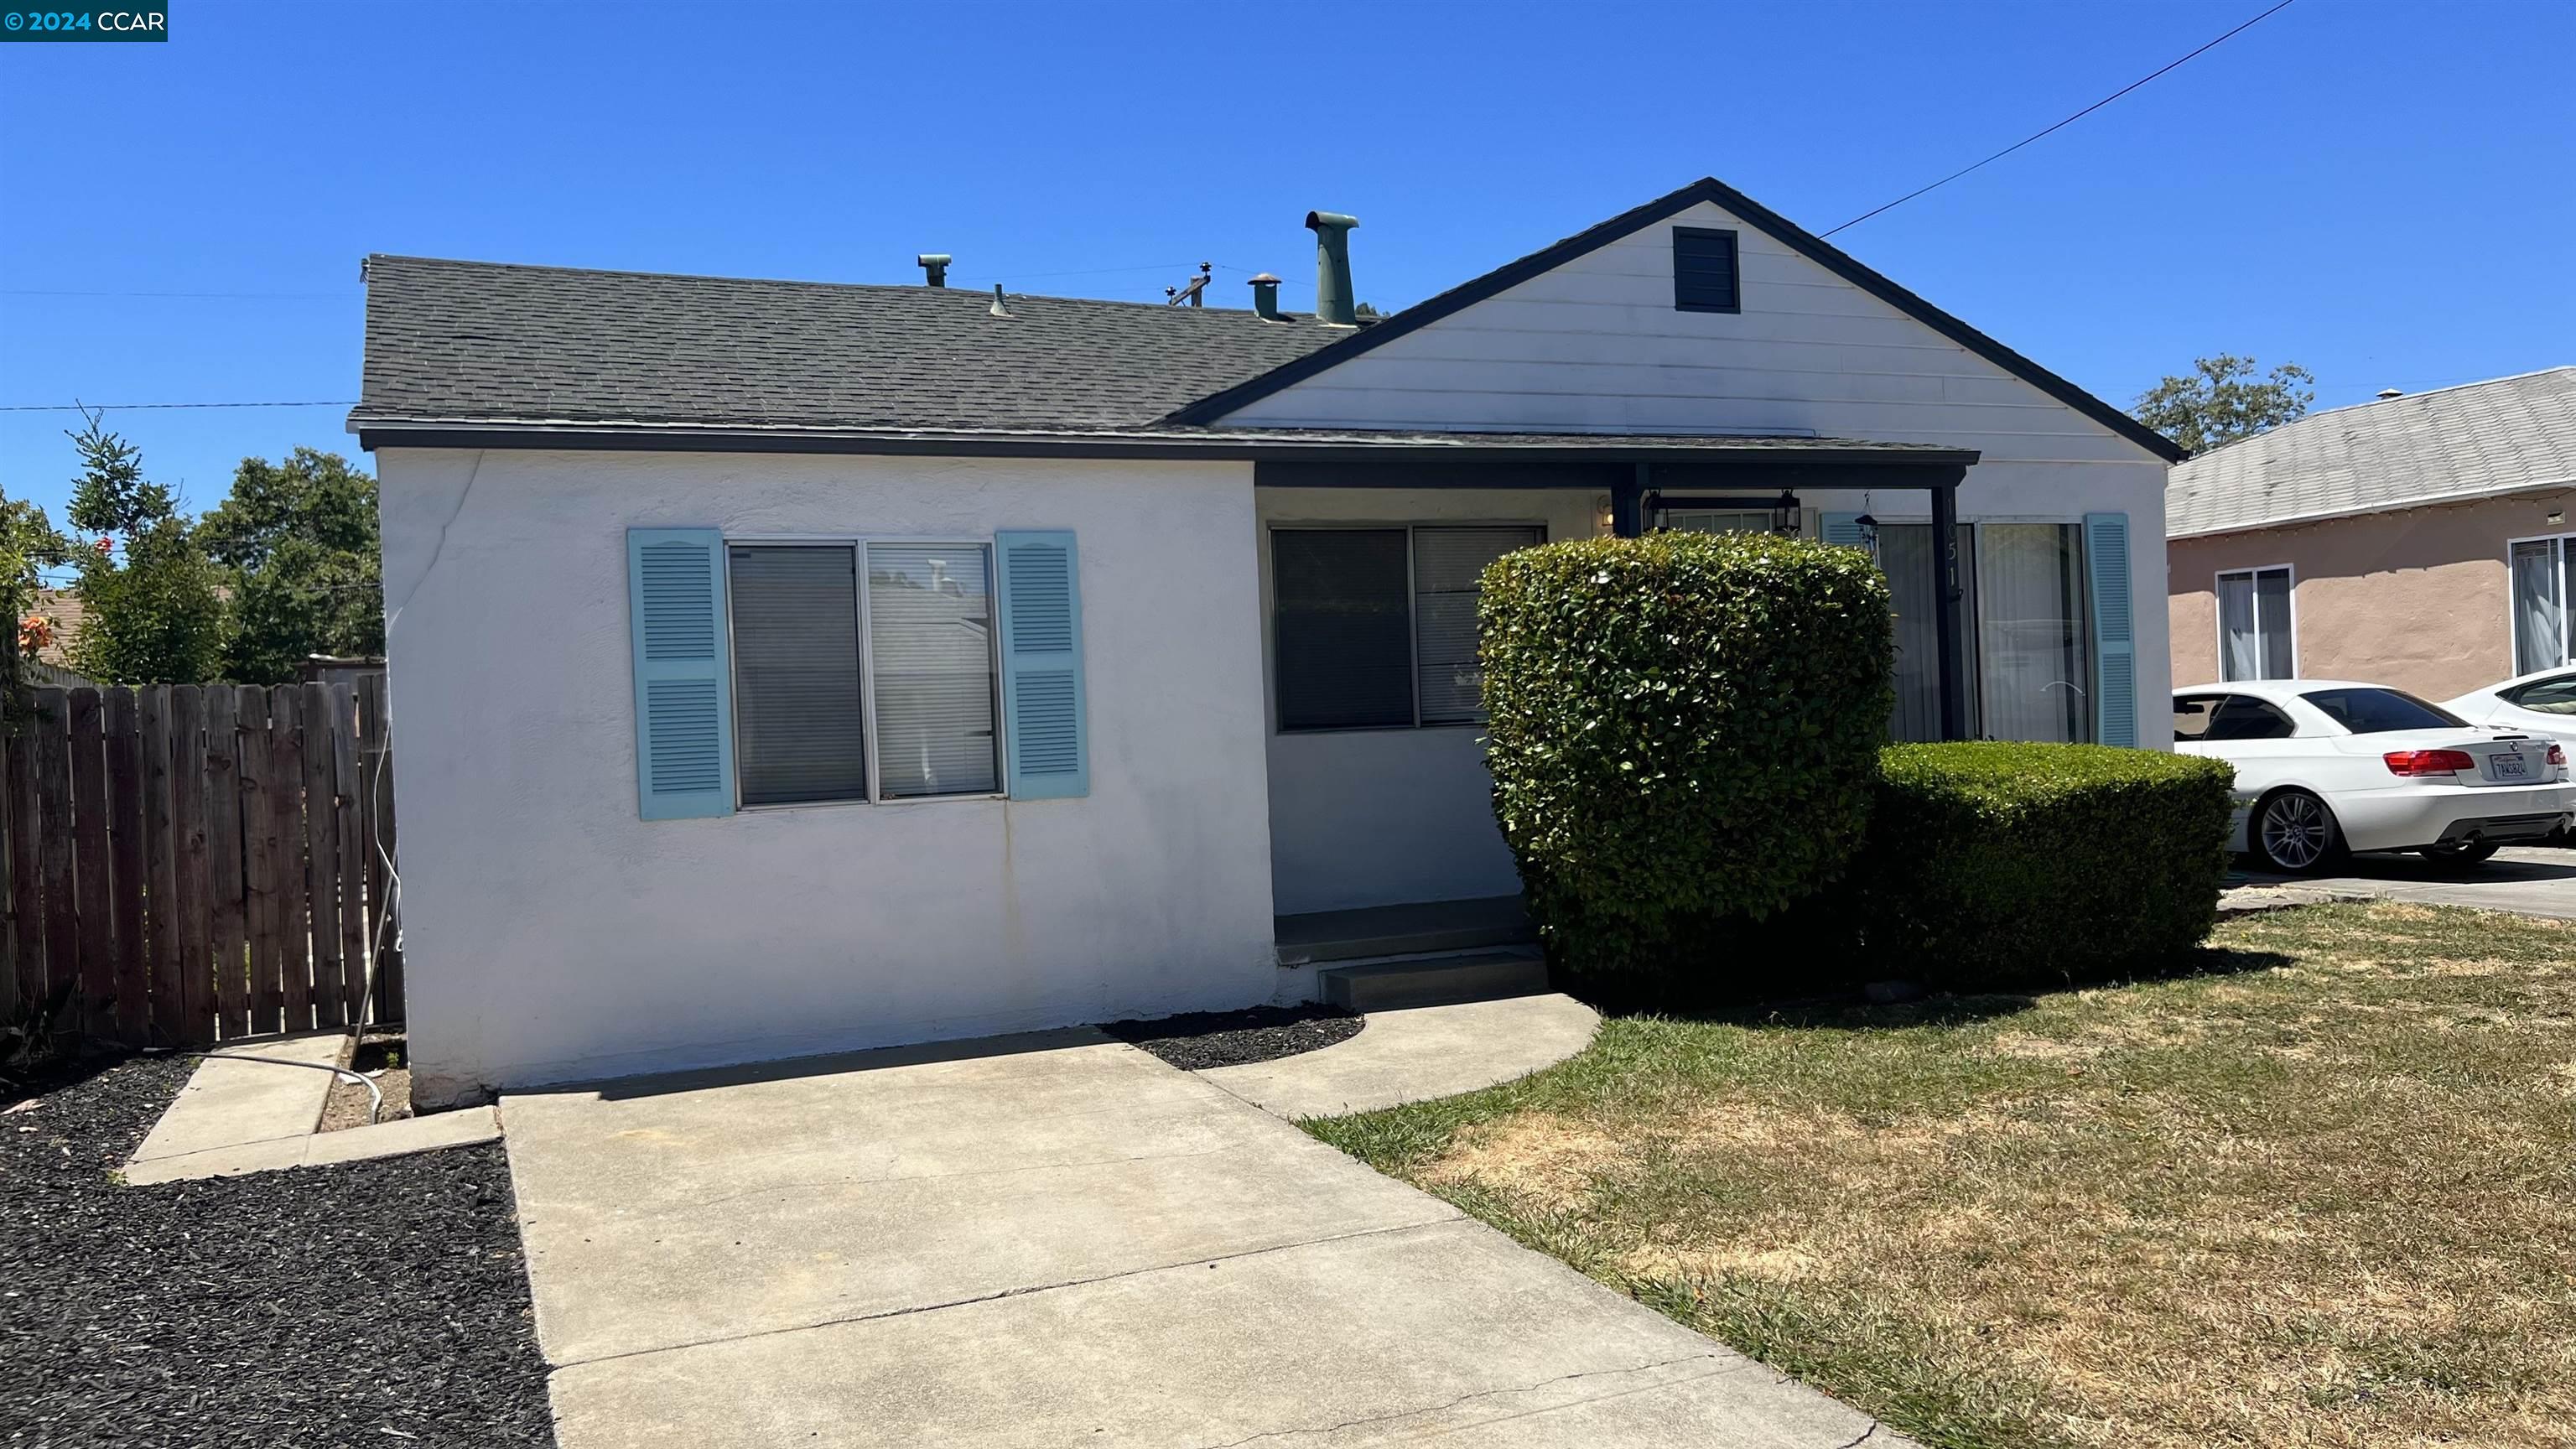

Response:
(1275, 895), (1534, 968)
(1318, 949), (1550, 1012)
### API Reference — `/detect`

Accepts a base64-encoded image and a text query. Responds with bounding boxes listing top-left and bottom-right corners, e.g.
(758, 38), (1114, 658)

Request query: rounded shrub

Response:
(1853, 742), (2236, 990)
(1479, 531), (1893, 976)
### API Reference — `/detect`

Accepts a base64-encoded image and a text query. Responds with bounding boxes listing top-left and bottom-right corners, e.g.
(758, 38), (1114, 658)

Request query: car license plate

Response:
(2493, 752), (2531, 779)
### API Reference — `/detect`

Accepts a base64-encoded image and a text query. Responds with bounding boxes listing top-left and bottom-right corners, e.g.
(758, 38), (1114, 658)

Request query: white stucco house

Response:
(353, 177), (2184, 1104)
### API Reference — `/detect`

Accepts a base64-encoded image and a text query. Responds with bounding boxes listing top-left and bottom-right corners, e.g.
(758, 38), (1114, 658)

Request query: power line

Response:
(0, 288), (357, 300)
(0, 400), (356, 413)
(1820, 0), (2297, 238)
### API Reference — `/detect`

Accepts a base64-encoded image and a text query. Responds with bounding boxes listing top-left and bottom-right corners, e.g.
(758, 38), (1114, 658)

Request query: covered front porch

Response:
(1242, 434), (1978, 927)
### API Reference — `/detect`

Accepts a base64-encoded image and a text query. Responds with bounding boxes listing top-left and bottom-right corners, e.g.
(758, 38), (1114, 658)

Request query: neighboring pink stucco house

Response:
(2167, 367), (2576, 701)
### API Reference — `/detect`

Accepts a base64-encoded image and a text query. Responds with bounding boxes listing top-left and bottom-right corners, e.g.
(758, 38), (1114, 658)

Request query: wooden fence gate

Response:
(0, 680), (402, 1049)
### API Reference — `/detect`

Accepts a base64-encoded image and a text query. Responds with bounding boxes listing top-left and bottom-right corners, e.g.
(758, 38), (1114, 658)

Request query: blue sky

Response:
(3, 0), (2569, 567)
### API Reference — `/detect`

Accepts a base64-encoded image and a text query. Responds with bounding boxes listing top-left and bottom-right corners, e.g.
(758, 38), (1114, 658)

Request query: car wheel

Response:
(2419, 840), (2500, 866)
(2251, 789), (2344, 874)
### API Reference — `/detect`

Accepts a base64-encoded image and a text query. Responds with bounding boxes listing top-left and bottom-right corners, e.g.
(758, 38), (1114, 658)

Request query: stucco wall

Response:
(377, 448), (1278, 1102)
(1257, 486), (1601, 916)
(2167, 487), (2576, 699)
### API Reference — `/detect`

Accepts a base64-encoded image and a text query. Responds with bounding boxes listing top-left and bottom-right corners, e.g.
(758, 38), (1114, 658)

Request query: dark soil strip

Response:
(0, 1053), (553, 1447)
(1104, 1005), (1363, 1071)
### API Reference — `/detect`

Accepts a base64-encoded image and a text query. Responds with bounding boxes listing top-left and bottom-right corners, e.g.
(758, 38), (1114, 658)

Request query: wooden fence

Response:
(0, 680), (402, 1048)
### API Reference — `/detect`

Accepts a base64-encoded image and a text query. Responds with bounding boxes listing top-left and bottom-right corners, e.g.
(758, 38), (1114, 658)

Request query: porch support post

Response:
(1611, 464), (1647, 538)
(1929, 480), (1969, 741)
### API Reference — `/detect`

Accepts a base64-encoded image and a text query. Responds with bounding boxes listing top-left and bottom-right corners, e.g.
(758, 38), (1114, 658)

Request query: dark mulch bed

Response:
(1104, 1004), (1363, 1071)
(0, 1052), (553, 1447)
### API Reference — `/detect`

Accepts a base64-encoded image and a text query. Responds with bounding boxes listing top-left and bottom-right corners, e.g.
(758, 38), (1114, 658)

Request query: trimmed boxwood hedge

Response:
(1479, 531), (1893, 976)
(1851, 742), (2236, 990)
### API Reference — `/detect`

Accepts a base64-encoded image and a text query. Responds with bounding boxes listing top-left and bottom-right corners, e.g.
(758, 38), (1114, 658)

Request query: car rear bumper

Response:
(2338, 782), (2576, 852)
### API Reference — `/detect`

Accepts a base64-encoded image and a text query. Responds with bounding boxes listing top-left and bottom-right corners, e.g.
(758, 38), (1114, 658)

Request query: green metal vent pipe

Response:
(1306, 211), (1358, 325)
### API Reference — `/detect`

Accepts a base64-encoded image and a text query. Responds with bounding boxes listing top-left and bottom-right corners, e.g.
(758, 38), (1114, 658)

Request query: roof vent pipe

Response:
(1248, 273), (1284, 321)
(2376, 387), (2404, 400)
(989, 283), (1010, 319)
(1306, 210), (1359, 325)
(917, 253), (951, 288)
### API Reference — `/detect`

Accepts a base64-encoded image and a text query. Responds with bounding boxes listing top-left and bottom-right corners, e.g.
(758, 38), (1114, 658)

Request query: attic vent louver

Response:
(1672, 226), (1740, 314)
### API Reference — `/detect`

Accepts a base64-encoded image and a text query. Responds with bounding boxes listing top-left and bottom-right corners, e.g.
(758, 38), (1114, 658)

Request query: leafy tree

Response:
(200, 449), (383, 683)
(60, 413), (227, 684)
(0, 488), (70, 724)
(2131, 355), (2316, 455)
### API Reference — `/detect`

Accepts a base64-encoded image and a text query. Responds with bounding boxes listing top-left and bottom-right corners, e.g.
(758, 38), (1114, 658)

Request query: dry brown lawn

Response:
(1307, 903), (2576, 1449)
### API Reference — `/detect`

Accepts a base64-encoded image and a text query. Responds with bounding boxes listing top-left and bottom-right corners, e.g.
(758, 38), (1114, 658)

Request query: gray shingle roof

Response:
(354, 255), (1346, 433)
(2167, 366), (2576, 538)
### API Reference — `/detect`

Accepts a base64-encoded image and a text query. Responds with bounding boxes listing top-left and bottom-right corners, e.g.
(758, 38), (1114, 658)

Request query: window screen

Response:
(1414, 526), (1543, 724)
(729, 545), (868, 806)
(1273, 529), (1413, 730)
(866, 543), (1000, 798)
(1672, 226), (1741, 313)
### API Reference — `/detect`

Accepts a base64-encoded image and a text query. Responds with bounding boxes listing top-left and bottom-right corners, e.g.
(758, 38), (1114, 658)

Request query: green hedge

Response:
(1479, 531), (1893, 976)
(1850, 742), (2236, 990)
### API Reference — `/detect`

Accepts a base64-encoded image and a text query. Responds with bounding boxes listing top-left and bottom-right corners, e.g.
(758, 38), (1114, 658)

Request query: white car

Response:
(2442, 665), (2576, 746)
(2173, 678), (2575, 873)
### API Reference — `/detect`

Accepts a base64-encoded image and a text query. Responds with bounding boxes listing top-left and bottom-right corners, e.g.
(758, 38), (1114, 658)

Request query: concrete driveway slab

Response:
(502, 1029), (1456, 1364)
(2237, 845), (2576, 919)
(548, 1218), (1881, 1449)
(510, 1026), (1911, 1449)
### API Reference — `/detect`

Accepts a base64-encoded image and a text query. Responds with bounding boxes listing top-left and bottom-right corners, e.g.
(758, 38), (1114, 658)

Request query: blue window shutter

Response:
(627, 528), (735, 819)
(1820, 512), (1867, 548)
(996, 531), (1088, 799)
(2085, 512), (2137, 747)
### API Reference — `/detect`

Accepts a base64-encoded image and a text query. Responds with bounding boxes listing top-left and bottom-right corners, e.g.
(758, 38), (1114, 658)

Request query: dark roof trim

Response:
(353, 421), (1981, 469)
(1162, 176), (2188, 464)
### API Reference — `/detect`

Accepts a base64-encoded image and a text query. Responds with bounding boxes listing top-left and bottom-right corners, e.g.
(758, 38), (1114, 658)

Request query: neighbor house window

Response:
(2216, 565), (2294, 682)
(1672, 226), (1741, 313)
(2511, 536), (2572, 676)
(726, 540), (1000, 806)
(1876, 522), (2091, 745)
(1272, 524), (1545, 731)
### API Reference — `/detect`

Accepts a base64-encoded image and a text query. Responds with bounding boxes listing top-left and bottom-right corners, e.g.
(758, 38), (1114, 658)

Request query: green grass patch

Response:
(1304, 903), (2576, 1449)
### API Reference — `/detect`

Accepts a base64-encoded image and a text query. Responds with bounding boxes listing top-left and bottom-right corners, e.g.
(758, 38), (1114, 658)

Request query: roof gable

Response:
(1168, 177), (2184, 463)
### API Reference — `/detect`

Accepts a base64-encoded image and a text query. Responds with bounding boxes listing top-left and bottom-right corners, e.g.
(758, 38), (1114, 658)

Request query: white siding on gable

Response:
(1219, 200), (2150, 466)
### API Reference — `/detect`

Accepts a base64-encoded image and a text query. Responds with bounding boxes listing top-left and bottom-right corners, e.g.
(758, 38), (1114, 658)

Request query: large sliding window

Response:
(2511, 536), (2572, 677)
(725, 540), (1000, 806)
(2216, 565), (2294, 682)
(1273, 523), (1545, 731)
(1876, 522), (2092, 745)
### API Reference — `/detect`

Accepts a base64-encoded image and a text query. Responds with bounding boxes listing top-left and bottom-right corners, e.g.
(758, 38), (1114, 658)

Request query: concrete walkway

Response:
(1202, 993), (1599, 1119)
(506, 1030), (1905, 1449)
(129, 1034), (345, 1165)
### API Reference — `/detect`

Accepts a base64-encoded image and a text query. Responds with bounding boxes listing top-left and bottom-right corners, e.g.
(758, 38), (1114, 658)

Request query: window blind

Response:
(867, 543), (1000, 798)
(1413, 526), (1542, 724)
(728, 545), (868, 807)
(1273, 529), (1413, 730)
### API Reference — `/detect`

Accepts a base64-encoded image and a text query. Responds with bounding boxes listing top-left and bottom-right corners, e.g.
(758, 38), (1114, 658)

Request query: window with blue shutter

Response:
(1819, 512), (1867, 549)
(627, 528), (736, 818)
(1672, 226), (1741, 314)
(2085, 512), (2138, 747)
(995, 531), (1088, 798)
